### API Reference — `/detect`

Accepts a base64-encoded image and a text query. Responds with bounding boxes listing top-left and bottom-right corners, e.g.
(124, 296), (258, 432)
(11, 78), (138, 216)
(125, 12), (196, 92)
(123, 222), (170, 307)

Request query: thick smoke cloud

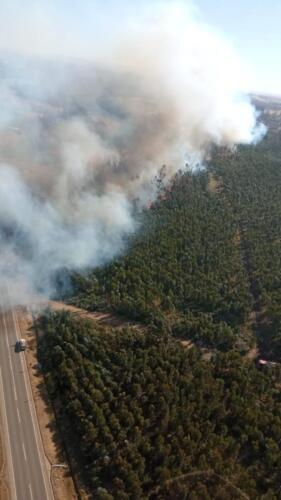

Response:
(0, 1), (265, 303)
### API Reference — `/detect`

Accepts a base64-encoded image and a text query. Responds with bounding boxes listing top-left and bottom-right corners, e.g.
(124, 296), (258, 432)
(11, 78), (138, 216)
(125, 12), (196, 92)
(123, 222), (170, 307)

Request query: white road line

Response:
(2, 288), (54, 500)
(11, 307), (54, 500)
(29, 483), (34, 500)
(22, 442), (27, 461)
(3, 316), (18, 402)
(11, 309), (20, 342)
(0, 367), (18, 500)
(17, 407), (21, 424)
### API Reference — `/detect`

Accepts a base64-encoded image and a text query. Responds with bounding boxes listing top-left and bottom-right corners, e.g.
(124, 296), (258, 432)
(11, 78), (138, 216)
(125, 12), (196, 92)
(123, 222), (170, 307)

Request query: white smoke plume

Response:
(0, 0), (265, 303)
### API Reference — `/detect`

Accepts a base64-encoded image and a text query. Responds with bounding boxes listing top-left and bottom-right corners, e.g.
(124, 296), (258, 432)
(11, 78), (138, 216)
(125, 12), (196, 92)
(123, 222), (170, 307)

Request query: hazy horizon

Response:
(0, 0), (280, 96)
(196, 0), (281, 96)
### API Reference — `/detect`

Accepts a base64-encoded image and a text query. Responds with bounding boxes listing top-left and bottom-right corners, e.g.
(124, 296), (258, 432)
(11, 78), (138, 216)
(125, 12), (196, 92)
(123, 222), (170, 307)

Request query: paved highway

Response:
(0, 287), (54, 500)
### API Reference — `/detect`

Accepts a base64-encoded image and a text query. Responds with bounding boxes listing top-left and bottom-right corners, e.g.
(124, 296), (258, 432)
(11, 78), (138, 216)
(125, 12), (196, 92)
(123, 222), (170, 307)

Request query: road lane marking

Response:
(10, 307), (54, 500)
(29, 483), (34, 500)
(11, 309), (20, 342)
(0, 367), (18, 500)
(0, 296), (52, 500)
(3, 315), (18, 402)
(3, 291), (54, 500)
(17, 407), (21, 424)
(22, 442), (27, 461)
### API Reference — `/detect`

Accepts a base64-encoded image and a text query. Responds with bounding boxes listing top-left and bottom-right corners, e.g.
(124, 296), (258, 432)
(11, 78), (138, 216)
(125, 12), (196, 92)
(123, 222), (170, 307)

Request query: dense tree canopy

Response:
(211, 142), (281, 362)
(39, 312), (281, 499)
(71, 168), (252, 352)
(42, 101), (281, 498)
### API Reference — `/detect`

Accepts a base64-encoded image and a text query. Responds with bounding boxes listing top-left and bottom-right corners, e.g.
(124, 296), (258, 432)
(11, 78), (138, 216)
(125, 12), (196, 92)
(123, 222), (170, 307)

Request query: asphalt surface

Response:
(0, 288), (54, 500)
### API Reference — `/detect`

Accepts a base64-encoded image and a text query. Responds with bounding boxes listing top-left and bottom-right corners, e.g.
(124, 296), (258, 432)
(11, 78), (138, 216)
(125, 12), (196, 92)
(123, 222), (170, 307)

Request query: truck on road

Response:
(16, 339), (26, 351)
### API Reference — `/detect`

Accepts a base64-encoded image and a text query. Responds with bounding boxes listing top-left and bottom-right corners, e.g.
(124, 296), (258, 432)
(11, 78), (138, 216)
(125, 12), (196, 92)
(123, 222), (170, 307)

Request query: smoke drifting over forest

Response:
(0, 1), (265, 303)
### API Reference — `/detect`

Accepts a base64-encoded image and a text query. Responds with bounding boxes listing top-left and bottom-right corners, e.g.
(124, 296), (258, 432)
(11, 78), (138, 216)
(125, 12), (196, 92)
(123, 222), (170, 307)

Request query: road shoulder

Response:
(17, 308), (77, 500)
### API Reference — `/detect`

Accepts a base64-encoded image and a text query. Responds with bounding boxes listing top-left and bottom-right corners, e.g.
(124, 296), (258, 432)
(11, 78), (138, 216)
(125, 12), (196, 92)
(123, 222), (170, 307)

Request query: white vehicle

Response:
(17, 339), (26, 351)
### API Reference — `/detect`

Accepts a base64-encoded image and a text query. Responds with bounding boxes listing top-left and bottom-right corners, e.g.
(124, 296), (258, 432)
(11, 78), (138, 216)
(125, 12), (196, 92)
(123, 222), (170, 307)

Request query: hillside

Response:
(64, 96), (281, 358)
(70, 168), (252, 353)
(38, 95), (281, 498)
